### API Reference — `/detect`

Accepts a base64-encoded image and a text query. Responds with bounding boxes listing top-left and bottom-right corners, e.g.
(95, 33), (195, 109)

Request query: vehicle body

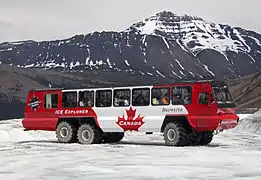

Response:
(22, 80), (239, 146)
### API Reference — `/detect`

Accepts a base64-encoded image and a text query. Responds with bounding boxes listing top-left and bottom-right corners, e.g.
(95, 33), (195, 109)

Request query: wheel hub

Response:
(167, 129), (176, 141)
(60, 127), (69, 138)
(82, 130), (91, 141)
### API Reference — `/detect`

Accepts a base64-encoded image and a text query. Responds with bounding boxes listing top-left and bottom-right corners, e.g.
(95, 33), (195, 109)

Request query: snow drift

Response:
(236, 110), (261, 134)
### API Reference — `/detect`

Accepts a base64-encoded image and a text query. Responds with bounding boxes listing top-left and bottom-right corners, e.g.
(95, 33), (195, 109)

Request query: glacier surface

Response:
(0, 113), (261, 179)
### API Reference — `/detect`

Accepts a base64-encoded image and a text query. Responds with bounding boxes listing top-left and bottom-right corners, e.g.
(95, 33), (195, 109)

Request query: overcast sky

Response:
(0, 0), (260, 42)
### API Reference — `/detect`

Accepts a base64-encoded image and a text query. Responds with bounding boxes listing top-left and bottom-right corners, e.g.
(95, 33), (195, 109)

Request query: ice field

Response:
(0, 113), (261, 180)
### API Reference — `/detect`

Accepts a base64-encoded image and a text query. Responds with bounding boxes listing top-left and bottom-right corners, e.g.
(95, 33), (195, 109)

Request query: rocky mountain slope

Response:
(227, 72), (261, 110)
(0, 63), (260, 120)
(0, 11), (261, 80)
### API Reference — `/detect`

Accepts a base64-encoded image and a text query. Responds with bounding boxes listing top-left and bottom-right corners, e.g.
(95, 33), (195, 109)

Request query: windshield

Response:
(212, 86), (233, 104)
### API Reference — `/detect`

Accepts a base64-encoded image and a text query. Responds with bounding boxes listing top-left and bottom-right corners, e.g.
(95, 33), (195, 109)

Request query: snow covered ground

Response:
(0, 113), (261, 180)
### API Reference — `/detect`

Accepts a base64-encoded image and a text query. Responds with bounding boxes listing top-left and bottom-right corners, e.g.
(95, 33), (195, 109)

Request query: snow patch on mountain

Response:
(203, 64), (215, 76)
(107, 58), (113, 68)
(175, 59), (184, 70)
(156, 70), (165, 78)
(162, 37), (170, 49)
(124, 60), (130, 66)
(250, 36), (261, 47)
(171, 70), (182, 79)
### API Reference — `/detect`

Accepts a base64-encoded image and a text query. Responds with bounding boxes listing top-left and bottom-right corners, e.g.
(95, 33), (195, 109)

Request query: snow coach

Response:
(22, 80), (239, 146)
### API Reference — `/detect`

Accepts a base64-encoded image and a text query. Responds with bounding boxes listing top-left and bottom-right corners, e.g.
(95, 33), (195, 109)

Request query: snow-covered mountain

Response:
(0, 11), (261, 79)
(126, 11), (261, 55)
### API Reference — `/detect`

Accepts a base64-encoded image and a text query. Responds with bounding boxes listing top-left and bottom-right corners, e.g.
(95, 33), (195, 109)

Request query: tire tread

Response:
(77, 123), (102, 144)
(56, 121), (77, 143)
(164, 122), (191, 146)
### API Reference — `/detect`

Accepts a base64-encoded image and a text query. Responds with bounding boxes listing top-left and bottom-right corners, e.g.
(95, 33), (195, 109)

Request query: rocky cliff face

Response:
(228, 72), (261, 110)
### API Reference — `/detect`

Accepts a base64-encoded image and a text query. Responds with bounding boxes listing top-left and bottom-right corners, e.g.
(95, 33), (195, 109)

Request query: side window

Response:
(79, 91), (94, 107)
(114, 89), (130, 107)
(198, 92), (208, 104)
(212, 88), (224, 103)
(96, 90), (112, 107)
(132, 88), (150, 106)
(172, 86), (192, 105)
(62, 91), (77, 108)
(151, 88), (170, 105)
(44, 93), (58, 108)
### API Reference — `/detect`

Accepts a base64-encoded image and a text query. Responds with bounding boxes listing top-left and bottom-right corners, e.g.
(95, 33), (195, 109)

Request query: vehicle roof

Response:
(29, 79), (226, 92)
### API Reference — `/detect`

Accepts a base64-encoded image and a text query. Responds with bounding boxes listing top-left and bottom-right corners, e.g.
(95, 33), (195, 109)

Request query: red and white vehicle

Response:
(22, 80), (239, 146)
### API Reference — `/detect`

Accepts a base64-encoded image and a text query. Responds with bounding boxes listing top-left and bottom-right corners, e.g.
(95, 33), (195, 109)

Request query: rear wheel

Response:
(77, 123), (103, 144)
(102, 132), (125, 143)
(56, 121), (77, 143)
(163, 122), (190, 146)
(198, 131), (214, 145)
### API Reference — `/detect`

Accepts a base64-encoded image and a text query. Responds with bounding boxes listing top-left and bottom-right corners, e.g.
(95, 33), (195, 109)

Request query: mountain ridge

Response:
(0, 11), (260, 81)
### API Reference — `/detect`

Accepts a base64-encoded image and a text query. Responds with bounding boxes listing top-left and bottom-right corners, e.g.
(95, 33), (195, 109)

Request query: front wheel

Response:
(77, 123), (103, 144)
(198, 131), (214, 145)
(163, 122), (190, 146)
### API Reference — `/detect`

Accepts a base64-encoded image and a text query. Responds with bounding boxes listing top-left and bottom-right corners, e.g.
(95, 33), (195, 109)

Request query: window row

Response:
(43, 86), (193, 108)
(57, 86), (193, 108)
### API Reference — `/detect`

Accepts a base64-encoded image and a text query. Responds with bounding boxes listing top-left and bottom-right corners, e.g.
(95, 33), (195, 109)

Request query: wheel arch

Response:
(160, 115), (195, 132)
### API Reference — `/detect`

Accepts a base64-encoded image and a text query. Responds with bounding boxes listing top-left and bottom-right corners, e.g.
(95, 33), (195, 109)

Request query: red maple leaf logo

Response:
(116, 107), (145, 131)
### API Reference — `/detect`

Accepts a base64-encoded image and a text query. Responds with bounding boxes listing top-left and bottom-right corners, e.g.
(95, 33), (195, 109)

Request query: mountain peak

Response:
(125, 10), (205, 35)
(154, 10), (178, 19)
(124, 10), (258, 55)
(154, 11), (203, 22)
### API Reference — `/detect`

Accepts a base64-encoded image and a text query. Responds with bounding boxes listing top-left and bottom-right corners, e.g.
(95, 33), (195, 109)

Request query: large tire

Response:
(163, 122), (190, 146)
(198, 131), (214, 145)
(77, 123), (103, 144)
(102, 132), (125, 143)
(56, 121), (77, 143)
